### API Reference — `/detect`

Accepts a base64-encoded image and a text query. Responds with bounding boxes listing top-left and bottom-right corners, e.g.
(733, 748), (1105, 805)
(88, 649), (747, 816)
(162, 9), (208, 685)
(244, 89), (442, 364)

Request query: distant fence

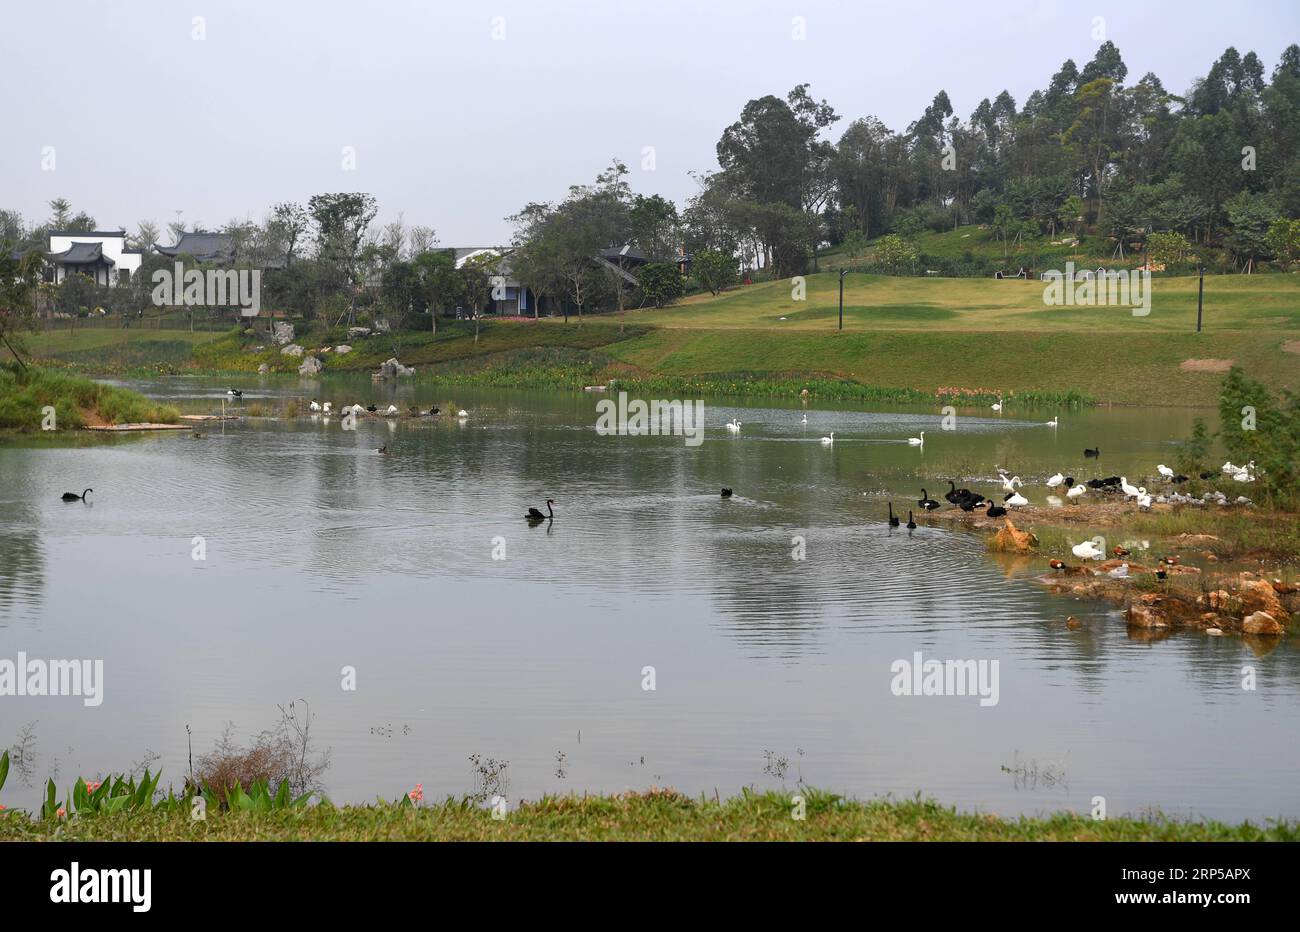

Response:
(41, 314), (234, 333)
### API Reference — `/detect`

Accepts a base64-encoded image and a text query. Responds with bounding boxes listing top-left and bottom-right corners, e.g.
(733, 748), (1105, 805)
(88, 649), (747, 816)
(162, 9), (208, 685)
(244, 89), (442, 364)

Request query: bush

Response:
(1215, 366), (1300, 508)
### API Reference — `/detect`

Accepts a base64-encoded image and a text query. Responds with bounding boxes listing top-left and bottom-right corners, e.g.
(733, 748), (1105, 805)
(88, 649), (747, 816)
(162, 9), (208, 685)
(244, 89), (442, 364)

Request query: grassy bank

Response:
(1, 788), (1292, 841)
(0, 364), (179, 431)
(19, 272), (1300, 406)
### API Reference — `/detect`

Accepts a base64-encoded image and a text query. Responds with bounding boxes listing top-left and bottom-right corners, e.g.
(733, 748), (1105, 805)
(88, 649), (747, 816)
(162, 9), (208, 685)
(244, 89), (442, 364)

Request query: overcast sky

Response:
(3, 0), (1297, 245)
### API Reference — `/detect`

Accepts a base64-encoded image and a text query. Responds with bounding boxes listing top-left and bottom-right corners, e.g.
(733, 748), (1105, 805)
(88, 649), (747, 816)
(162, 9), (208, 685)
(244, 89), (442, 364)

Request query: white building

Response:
(47, 231), (142, 286)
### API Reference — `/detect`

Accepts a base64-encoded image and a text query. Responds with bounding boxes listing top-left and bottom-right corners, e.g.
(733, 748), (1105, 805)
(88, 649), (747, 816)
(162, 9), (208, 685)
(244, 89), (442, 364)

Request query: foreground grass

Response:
(1, 790), (1292, 841)
(0, 364), (179, 431)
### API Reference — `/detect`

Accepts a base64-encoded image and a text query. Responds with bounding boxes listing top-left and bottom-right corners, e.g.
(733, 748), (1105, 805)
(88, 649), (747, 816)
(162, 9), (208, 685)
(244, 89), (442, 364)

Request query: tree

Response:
(128, 220), (160, 253)
(636, 262), (685, 308)
(690, 250), (738, 295)
(1146, 231), (1193, 267)
(1225, 191), (1279, 271)
(1265, 217), (1300, 270)
(0, 246), (45, 369)
(307, 192), (378, 323)
(457, 252), (496, 343)
(269, 202), (310, 267)
(874, 234), (919, 274)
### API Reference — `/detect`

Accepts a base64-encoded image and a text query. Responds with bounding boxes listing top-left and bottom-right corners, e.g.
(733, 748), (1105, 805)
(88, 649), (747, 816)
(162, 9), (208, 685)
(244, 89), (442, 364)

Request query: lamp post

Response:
(838, 268), (847, 331)
(1196, 265), (1205, 333)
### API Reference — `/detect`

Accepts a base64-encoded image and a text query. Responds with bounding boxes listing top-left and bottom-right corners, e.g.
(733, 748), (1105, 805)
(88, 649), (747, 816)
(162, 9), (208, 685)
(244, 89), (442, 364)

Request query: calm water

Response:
(1, 376), (1297, 821)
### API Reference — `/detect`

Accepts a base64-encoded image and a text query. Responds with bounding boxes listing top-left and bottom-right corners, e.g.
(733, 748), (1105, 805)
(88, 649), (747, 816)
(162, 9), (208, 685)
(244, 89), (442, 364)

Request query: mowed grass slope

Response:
(18, 273), (1299, 406)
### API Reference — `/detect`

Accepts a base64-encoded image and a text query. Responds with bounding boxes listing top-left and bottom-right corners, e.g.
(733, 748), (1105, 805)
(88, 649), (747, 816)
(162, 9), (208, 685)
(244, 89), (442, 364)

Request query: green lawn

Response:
(1, 790), (1291, 841)
(16, 271), (1300, 406)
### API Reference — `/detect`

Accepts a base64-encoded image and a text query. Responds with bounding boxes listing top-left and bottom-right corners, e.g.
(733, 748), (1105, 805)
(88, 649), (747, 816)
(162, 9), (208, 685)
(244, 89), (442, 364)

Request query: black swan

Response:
(985, 500), (1007, 518)
(918, 489), (940, 511)
(62, 488), (92, 502)
(527, 500), (556, 521)
(887, 503), (900, 527)
(906, 510), (916, 529)
(1084, 447), (1100, 457)
(720, 488), (733, 498)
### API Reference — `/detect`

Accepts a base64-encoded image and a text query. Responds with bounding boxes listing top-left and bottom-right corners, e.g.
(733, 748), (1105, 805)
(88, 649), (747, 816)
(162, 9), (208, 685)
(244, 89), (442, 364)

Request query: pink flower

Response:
(56, 807), (66, 818)
(408, 783), (424, 803)
(86, 780), (102, 793)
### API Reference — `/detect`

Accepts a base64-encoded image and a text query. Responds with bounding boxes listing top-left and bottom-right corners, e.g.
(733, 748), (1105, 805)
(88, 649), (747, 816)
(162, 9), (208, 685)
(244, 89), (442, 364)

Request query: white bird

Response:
(1046, 494), (1064, 507)
(800, 414), (807, 425)
(1046, 472), (1064, 488)
(309, 400), (322, 412)
(820, 432), (835, 445)
(1136, 492), (1153, 511)
(908, 430), (925, 446)
(1005, 491), (1029, 508)
(1221, 461), (1237, 475)
(1120, 476), (1141, 499)
(457, 409), (469, 418)
(1108, 563), (1130, 579)
(1067, 484), (1086, 501)
(991, 397), (1003, 412)
(726, 418), (741, 432)
(1045, 417), (1059, 427)
(1001, 474), (1023, 492)
(1072, 540), (1104, 560)
(322, 402), (332, 413)
(385, 405), (399, 415)
(1157, 464), (1174, 478)
(1233, 469), (1254, 483)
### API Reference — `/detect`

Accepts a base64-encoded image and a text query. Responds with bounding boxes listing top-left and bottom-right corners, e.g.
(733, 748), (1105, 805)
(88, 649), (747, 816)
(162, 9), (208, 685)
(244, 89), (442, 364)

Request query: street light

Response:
(838, 268), (848, 331)
(1196, 265), (1205, 333)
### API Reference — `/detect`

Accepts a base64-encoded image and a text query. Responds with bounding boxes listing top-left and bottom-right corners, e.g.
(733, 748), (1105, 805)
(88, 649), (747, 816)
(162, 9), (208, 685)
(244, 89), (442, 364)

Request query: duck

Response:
(1160, 555), (1180, 566)
(887, 503), (900, 527)
(527, 499), (556, 521)
(917, 489), (940, 511)
(1108, 563), (1130, 579)
(377, 446), (389, 455)
(820, 432), (834, 445)
(1046, 472), (1064, 488)
(1157, 464), (1174, 479)
(1112, 545), (1131, 557)
(1072, 540), (1104, 561)
(1049, 559), (1067, 571)
(1084, 447), (1100, 457)
(985, 500), (1008, 518)
(908, 431), (925, 447)
(720, 488), (733, 498)
(906, 510), (917, 529)
(1066, 484), (1086, 501)
(61, 488), (92, 502)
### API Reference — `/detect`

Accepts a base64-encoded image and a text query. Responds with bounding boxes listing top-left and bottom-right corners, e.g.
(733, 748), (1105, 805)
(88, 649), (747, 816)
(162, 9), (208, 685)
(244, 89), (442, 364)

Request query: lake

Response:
(1, 375), (1297, 822)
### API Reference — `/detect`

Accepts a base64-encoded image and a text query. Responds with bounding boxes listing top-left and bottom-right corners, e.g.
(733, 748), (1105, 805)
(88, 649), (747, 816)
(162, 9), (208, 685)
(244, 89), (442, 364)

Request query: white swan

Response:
(1005, 491), (1029, 508)
(1157, 464), (1174, 478)
(322, 402), (332, 413)
(1067, 484), (1086, 500)
(991, 397), (1003, 412)
(1046, 472), (1064, 488)
(1120, 476), (1141, 499)
(1136, 492), (1153, 510)
(309, 400), (321, 412)
(1001, 474), (1023, 492)
(385, 405), (399, 415)
(726, 418), (741, 432)
(1045, 417), (1058, 427)
(458, 409), (469, 418)
(1108, 563), (1130, 579)
(1072, 540), (1103, 560)
(820, 432), (834, 445)
(908, 431), (925, 447)
(800, 414), (807, 425)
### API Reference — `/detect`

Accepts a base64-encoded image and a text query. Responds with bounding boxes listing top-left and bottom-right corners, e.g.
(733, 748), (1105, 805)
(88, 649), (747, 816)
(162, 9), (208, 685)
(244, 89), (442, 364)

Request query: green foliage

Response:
(690, 249), (738, 295)
(1146, 231), (1194, 267)
(873, 234), (919, 273)
(0, 363), (179, 430)
(1265, 217), (1300, 270)
(1175, 417), (1213, 476)
(636, 262), (685, 307)
(1216, 366), (1300, 507)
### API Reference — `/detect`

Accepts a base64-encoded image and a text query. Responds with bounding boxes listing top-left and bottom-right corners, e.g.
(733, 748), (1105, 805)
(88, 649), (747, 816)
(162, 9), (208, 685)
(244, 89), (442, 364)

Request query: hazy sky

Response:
(3, 0), (1297, 244)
